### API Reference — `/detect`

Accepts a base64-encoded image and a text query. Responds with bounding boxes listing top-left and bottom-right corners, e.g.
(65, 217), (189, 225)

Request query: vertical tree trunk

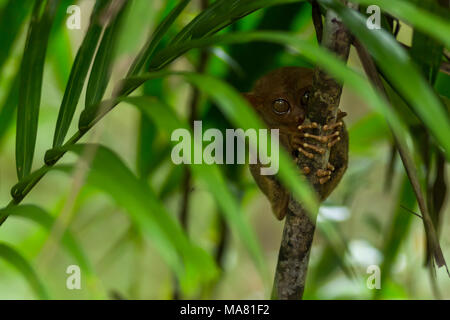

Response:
(272, 1), (354, 300)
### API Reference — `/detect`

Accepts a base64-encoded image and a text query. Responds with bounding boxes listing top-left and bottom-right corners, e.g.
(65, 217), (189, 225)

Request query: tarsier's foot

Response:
(316, 163), (336, 184)
(292, 111), (347, 185)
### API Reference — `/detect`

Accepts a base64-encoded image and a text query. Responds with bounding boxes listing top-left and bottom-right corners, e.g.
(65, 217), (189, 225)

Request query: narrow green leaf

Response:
(411, 32), (443, 86)
(377, 175), (416, 297)
(85, 1), (128, 108)
(137, 113), (170, 179)
(0, 204), (94, 277)
(52, 0), (110, 147)
(114, 0), (156, 56)
(16, 0), (58, 179)
(55, 144), (218, 294)
(122, 96), (270, 285)
(396, 131), (448, 269)
(349, 0), (450, 48)
(436, 73), (450, 100)
(168, 0), (302, 46)
(349, 112), (390, 155)
(409, 0), (444, 86)
(48, 0), (81, 89)
(307, 244), (342, 295)
(442, 95), (450, 112)
(0, 76), (19, 146)
(137, 114), (157, 178)
(319, 0), (450, 160)
(0, 204), (106, 298)
(0, 242), (50, 299)
(49, 28), (73, 90)
(0, 0), (33, 71)
(126, 0), (191, 77)
(137, 77), (169, 179)
(158, 165), (184, 199)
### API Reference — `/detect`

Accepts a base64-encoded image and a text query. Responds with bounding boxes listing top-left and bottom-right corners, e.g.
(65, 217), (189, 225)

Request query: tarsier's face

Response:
(244, 67), (314, 156)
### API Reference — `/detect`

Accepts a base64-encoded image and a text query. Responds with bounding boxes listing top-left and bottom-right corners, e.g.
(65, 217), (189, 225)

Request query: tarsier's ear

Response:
(242, 92), (263, 108)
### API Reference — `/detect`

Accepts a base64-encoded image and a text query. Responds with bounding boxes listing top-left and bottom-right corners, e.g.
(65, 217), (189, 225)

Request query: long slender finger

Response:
(327, 136), (341, 148)
(298, 122), (318, 131)
(303, 143), (326, 154)
(323, 121), (343, 131)
(298, 147), (314, 159)
(302, 133), (327, 143)
(319, 176), (331, 184)
(316, 169), (331, 177)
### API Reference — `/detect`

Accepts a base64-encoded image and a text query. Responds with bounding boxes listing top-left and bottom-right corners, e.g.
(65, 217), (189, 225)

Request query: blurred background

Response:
(0, 0), (449, 299)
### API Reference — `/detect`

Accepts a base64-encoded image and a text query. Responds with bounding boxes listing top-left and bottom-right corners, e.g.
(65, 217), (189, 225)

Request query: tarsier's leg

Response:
(249, 162), (290, 220)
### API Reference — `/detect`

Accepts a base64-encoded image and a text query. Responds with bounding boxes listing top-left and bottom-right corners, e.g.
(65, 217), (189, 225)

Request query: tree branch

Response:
(272, 1), (354, 300)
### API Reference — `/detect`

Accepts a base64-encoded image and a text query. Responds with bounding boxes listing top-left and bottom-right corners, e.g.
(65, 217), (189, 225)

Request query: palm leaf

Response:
(0, 242), (50, 299)
(85, 0), (129, 108)
(16, 0), (58, 179)
(52, 0), (110, 147)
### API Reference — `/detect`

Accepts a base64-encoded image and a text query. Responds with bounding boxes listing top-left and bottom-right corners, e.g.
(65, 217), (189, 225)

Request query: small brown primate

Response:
(244, 67), (348, 220)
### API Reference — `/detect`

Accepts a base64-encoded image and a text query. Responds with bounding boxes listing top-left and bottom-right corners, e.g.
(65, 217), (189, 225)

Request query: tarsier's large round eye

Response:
(272, 99), (290, 114)
(301, 90), (310, 105)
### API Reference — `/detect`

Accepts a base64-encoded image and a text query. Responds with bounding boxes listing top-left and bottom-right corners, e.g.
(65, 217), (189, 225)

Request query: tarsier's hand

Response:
(244, 67), (348, 220)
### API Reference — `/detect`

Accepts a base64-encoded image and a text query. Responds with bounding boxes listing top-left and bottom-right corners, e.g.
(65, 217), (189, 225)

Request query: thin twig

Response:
(179, 49), (210, 229)
(400, 205), (423, 219)
(174, 0), (210, 300)
(311, 1), (323, 43)
(353, 39), (449, 273)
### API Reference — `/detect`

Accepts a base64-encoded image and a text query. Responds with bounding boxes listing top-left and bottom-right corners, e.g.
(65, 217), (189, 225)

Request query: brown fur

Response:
(244, 67), (348, 220)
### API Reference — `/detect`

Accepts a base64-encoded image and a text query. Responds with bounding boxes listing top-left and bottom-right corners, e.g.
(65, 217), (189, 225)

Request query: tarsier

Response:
(244, 67), (348, 220)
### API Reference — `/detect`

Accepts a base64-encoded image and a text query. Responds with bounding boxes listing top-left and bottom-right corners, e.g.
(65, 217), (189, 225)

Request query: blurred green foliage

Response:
(0, 0), (449, 300)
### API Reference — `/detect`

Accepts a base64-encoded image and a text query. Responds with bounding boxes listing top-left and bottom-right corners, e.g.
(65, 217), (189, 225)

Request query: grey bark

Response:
(272, 2), (354, 300)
